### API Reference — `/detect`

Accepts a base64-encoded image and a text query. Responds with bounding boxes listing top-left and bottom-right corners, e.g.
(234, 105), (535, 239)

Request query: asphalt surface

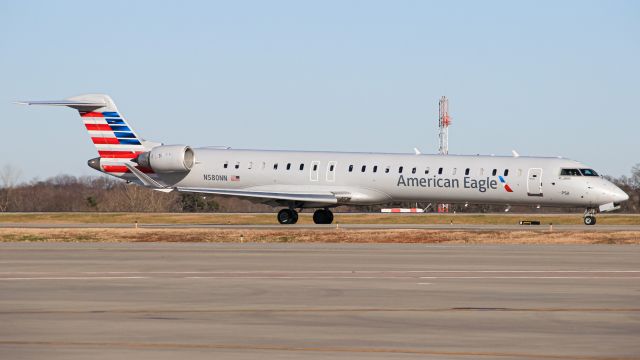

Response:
(1, 222), (640, 231)
(1, 243), (639, 360)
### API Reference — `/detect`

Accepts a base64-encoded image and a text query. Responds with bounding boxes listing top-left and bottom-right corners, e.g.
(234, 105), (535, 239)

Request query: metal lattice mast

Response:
(438, 96), (451, 155)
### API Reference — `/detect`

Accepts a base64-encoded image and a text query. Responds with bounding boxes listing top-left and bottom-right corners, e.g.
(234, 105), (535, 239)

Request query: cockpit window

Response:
(560, 168), (582, 176)
(580, 169), (599, 176)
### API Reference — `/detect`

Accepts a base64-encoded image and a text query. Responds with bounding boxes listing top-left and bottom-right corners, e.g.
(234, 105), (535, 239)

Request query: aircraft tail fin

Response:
(19, 94), (159, 176)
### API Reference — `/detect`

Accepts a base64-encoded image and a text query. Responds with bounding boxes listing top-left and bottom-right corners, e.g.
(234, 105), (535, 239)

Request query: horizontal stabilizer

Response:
(17, 100), (107, 108)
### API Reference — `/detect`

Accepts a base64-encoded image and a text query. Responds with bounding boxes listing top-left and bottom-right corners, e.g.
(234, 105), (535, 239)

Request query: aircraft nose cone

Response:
(613, 188), (629, 203)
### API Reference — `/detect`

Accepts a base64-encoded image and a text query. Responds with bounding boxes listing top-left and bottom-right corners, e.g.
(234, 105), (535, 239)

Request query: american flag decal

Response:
(231, 175), (240, 181)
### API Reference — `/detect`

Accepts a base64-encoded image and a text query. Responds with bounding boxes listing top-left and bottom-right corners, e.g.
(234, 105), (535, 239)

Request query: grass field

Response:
(0, 228), (638, 244)
(0, 212), (639, 225)
(1, 212), (638, 244)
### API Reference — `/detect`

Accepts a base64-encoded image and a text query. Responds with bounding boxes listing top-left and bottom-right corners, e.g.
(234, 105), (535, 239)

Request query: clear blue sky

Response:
(1, 0), (638, 181)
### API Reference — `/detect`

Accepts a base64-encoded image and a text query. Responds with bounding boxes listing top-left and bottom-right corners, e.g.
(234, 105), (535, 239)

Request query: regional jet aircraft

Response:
(20, 94), (628, 225)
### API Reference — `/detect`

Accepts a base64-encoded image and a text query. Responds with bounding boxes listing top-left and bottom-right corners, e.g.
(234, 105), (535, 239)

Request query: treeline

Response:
(605, 165), (640, 213)
(0, 164), (638, 213)
(0, 175), (272, 213)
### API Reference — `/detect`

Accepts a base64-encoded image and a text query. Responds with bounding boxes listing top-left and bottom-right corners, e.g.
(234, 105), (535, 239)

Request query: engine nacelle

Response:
(136, 145), (195, 173)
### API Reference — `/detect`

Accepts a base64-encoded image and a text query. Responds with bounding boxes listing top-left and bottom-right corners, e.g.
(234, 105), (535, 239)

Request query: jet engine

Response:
(135, 145), (195, 173)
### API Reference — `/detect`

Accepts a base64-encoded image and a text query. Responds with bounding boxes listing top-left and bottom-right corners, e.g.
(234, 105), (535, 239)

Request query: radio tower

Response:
(438, 96), (451, 155)
(437, 96), (451, 213)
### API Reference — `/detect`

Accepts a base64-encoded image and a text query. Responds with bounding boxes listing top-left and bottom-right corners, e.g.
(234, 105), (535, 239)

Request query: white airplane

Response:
(20, 94), (628, 225)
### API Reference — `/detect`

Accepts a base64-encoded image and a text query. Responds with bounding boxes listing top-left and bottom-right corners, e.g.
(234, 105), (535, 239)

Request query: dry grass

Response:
(1, 212), (638, 244)
(0, 228), (638, 244)
(0, 212), (639, 225)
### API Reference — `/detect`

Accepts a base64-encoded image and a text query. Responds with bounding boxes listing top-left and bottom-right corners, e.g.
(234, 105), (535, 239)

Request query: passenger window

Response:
(480, 168), (484, 175)
(438, 167), (443, 175)
(223, 161), (228, 169)
(329, 164), (335, 171)
(235, 162), (240, 169)
(580, 169), (599, 176)
(385, 166), (390, 173)
(248, 161), (253, 170)
(452, 168), (457, 175)
(560, 168), (582, 176)
(361, 165), (366, 172)
(504, 169), (509, 176)
(465, 168), (470, 176)
(373, 165), (378, 173)
(398, 166), (403, 174)
(273, 163), (278, 170)
(425, 167), (430, 174)
(492, 169), (497, 176)
(262, 162), (266, 170)
(412, 167), (417, 174)
(348, 165), (353, 172)
(299, 163), (304, 171)
(313, 164), (318, 171)
(286, 163), (291, 170)
(517, 169), (522, 176)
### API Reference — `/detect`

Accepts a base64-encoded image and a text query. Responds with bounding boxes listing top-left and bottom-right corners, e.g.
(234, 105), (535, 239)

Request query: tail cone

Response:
(87, 157), (101, 171)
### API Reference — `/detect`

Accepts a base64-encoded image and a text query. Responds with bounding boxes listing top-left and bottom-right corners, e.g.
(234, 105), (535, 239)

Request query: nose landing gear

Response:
(583, 208), (597, 225)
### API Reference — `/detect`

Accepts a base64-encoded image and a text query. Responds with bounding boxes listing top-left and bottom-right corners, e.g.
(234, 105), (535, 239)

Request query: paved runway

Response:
(1, 243), (639, 359)
(1, 222), (640, 231)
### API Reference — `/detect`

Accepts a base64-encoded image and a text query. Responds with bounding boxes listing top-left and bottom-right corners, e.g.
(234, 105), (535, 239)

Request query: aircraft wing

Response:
(123, 164), (336, 204)
(123, 163), (174, 192)
(175, 186), (338, 205)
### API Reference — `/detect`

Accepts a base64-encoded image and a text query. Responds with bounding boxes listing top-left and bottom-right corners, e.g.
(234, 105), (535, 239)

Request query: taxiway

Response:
(1, 243), (639, 359)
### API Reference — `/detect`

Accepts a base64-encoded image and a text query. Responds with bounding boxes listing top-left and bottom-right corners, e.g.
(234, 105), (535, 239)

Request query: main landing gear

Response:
(312, 209), (334, 224)
(276, 208), (334, 225)
(583, 208), (597, 226)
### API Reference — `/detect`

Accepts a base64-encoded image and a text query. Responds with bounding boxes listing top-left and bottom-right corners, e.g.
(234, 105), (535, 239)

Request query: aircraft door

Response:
(527, 168), (543, 196)
(326, 161), (337, 182)
(310, 161), (320, 182)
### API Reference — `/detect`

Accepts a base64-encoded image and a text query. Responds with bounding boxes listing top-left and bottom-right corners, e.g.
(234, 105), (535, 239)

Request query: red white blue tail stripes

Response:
(69, 95), (155, 175)
(81, 111), (142, 147)
(80, 110), (146, 174)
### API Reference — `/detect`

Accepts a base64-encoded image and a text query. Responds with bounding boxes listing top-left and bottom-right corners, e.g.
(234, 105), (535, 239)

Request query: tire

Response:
(313, 210), (323, 224)
(324, 210), (334, 224)
(313, 209), (334, 224)
(278, 209), (296, 224)
(584, 216), (596, 225)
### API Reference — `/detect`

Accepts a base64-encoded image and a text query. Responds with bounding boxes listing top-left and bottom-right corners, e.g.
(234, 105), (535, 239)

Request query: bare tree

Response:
(98, 182), (180, 212)
(0, 164), (22, 212)
(631, 163), (640, 190)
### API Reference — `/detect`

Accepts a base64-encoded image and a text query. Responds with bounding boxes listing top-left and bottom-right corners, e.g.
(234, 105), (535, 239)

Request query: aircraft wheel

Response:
(313, 209), (334, 224)
(278, 209), (298, 224)
(324, 209), (334, 224)
(584, 216), (596, 225)
(312, 210), (323, 224)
